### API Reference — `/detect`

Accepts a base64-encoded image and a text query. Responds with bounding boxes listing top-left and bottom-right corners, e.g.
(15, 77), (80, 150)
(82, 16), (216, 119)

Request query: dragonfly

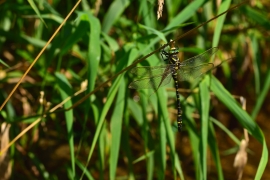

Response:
(129, 40), (218, 131)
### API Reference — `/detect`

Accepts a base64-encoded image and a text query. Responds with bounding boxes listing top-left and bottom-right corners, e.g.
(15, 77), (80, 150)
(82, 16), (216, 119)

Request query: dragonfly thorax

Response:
(169, 47), (179, 54)
(161, 46), (180, 65)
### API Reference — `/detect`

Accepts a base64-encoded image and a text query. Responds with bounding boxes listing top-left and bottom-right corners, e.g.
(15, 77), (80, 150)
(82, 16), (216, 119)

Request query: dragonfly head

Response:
(168, 40), (179, 55)
(160, 40), (180, 61)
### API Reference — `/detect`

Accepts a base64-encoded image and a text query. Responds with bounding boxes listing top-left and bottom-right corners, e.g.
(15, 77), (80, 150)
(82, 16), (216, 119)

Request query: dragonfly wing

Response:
(177, 63), (214, 81)
(180, 47), (218, 67)
(130, 65), (170, 77)
(129, 72), (172, 90)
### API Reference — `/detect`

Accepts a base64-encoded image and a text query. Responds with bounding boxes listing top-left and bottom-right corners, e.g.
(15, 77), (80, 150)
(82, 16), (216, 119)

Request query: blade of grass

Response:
(212, 0), (232, 47)
(55, 72), (75, 179)
(210, 117), (240, 144)
(98, 122), (106, 180)
(210, 76), (259, 137)
(138, 0), (155, 28)
(173, 1), (247, 43)
(80, 47), (136, 179)
(251, 68), (270, 119)
(130, 90), (154, 179)
(0, 59), (10, 68)
(158, 114), (166, 180)
(102, 0), (130, 33)
(86, 12), (101, 91)
(58, 13), (91, 57)
(250, 33), (260, 96)
(139, 24), (167, 42)
(128, 98), (143, 125)
(208, 122), (224, 180)
(122, 120), (135, 180)
(255, 139), (268, 180)
(141, 93), (154, 180)
(76, 160), (94, 180)
(157, 89), (176, 178)
(175, 153), (184, 180)
(109, 80), (126, 180)
(146, 150), (154, 180)
(241, 6), (270, 29)
(164, 0), (206, 31)
(27, 0), (48, 27)
(185, 102), (200, 180)
(199, 76), (211, 180)
(210, 76), (268, 180)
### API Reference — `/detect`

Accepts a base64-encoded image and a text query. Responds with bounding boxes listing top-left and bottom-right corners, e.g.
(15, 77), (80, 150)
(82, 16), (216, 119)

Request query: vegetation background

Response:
(0, 0), (269, 179)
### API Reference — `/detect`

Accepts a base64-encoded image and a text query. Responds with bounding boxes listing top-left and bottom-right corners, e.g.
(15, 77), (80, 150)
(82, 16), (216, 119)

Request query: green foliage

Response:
(0, 0), (269, 179)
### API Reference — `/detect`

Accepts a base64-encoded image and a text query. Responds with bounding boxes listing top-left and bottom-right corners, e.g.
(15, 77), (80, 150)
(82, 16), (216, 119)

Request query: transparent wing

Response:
(177, 63), (214, 81)
(180, 47), (218, 67)
(130, 65), (171, 78)
(129, 72), (172, 90)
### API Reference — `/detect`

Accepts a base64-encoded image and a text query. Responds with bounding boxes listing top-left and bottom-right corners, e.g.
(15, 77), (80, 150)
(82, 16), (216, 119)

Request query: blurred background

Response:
(0, 0), (269, 179)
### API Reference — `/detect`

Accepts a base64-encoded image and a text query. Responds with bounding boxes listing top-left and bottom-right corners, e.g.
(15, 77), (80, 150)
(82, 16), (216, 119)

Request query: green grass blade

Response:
(255, 139), (268, 180)
(27, 0), (47, 27)
(58, 13), (90, 57)
(210, 76), (268, 179)
(86, 13), (101, 91)
(175, 153), (184, 180)
(101, 32), (119, 52)
(146, 151), (154, 180)
(157, 89), (176, 179)
(241, 6), (270, 29)
(138, 0), (155, 27)
(0, 58), (10, 68)
(55, 72), (75, 179)
(199, 77), (211, 180)
(212, 0), (232, 47)
(210, 76), (258, 136)
(250, 34), (260, 95)
(141, 93), (155, 180)
(80, 74), (122, 179)
(251, 68), (270, 119)
(76, 160), (95, 180)
(208, 122), (224, 180)
(102, 0), (130, 33)
(158, 115), (166, 180)
(164, 0), (205, 31)
(109, 80), (126, 180)
(122, 125), (135, 180)
(210, 117), (240, 144)
(139, 24), (167, 42)
(165, 0), (182, 20)
(133, 150), (154, 164)
(185, 103), (200, 180)
(98, 122), (106, 180)
(80, 48), (136, 179)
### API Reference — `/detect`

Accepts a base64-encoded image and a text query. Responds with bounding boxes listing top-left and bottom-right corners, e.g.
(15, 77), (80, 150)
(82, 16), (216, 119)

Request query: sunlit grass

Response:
(0, 0), (269, 179)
